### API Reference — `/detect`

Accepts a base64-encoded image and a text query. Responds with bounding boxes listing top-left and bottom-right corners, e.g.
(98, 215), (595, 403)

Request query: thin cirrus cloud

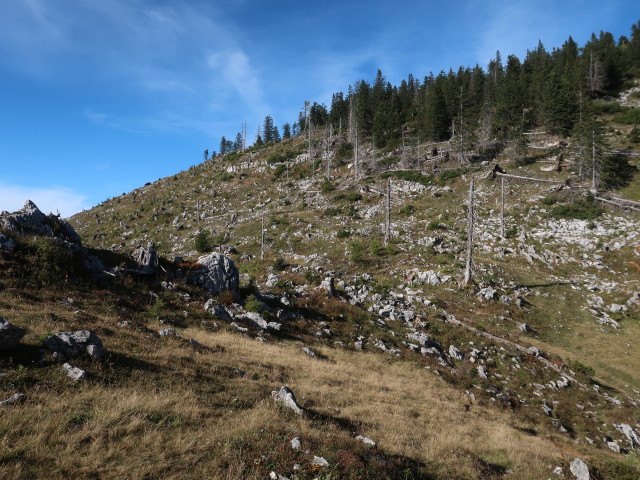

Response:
(0, 0), (269, 133)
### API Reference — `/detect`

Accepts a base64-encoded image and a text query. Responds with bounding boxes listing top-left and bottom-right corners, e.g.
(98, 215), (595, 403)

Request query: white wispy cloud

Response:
(0, 0), (268, 135)
(0, 181), (90, 218)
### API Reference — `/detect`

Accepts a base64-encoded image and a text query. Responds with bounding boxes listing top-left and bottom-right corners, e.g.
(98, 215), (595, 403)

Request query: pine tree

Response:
(219, 136), (228, 155)
(282, 123), (291, 139)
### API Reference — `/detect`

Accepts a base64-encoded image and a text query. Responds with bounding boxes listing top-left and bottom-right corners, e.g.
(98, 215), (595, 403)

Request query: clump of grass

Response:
(548, 196), (604, 220)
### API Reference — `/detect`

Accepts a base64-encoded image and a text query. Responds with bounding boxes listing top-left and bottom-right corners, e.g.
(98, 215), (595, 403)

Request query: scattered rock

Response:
(266, 273), (280, 287)
(62, 363), (86, 381)
(0, 317), (26, 351)
(302, 347), (316, 357)
(271, 386), (303, 415)
(477, 287), (497, 301)
(311, 456), (330, 467)
(448, 345), (464, 361)
(0, 393), (25, 407)
(569, 458), (589, 480)
(290, 437), (301, 450)
(320, 276), (337, 297)
(44, 331), (105, 361)
(356, 435), (376, 447)
(613, 423), (640, 448)
(158, 328), (178, 337)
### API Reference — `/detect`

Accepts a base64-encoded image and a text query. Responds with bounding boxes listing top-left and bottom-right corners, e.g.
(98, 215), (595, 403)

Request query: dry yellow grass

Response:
(0, 316), (582, 480)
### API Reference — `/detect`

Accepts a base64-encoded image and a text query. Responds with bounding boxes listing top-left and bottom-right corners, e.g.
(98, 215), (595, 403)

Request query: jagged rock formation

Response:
(191, 252), (239, 295)
(132, 242), (159, 274)
(1, 200), (81, 244)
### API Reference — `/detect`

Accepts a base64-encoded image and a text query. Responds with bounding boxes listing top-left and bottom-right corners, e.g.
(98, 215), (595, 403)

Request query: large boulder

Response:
(132, 242), (159, 274)
(192, 252), (239, 295)
(1, 200), (81, 245)
(44, 331), (105, 361)
(271, 386), (304, 415)
(0, 318), (25, 350)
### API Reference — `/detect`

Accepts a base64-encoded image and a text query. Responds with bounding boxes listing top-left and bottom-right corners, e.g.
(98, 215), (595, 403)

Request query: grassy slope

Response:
(2, 94), (639, 479)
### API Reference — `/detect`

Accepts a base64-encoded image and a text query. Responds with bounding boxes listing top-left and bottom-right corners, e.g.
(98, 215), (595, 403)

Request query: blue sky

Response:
(0, 0), (637, 217)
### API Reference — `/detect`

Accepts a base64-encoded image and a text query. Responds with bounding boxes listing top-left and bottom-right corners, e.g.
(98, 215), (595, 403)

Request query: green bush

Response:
(272, 257), (287, 272)
(336, 229), (351, 239)
(613, 107), (640, 125)
(540, 196), (558, 206)
(345, 191), (362, 202)
(324, 207), (341, 216)
(505, 226), (518, 238)
(194, 229), (213, 253)
(399, 204), (415, 215)
(336, 142), (353, 161)
(570, 360), (595, 376)
(548, 197), (604, 220)
(244, 294), (265, 313)
(32, 237), (74, 286)
(320, 180), (336, 193)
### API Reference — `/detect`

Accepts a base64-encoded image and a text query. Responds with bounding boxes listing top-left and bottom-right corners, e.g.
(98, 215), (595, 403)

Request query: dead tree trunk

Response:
(384, 178), (391, 245)
(464, 176), (475, 285)
(500, 177), (505, 239)
(260, 214), (265, 261)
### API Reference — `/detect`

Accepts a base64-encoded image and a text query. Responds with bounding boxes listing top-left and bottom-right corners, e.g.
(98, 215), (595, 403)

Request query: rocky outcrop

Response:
(44, 331), (105, 361)
(191, 252), (239, 295)
(0, 317), (25, 350)
(132, 242), (159, 274)
(1, 200), (81, 244)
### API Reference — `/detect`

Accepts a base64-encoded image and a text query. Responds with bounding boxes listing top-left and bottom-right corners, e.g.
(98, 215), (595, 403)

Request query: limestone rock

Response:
(477, 287), (497, 301)
(356, 435), (376, 447)
(0, 393), (25, 407)
(613, 423), (640, 448)
(320, 277), (337, 297)
(569, 458), (589, 480)
(192, 252), (239, 295)
(44, 331), (105, 361)
(311, 456), (330, 467)
(290, 437), (301, 450)
(302, 347), (316, 357)
(132, 242), (159, 274)
(449, 345), (464, 361)
(1, 200), (81, 244)
(0, 317), (25, 351)
(62, 363), (86, 381)
(271, 386), (303, 415)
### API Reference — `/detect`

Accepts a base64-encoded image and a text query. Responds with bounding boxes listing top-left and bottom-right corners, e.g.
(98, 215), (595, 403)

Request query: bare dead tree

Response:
(500, 177), (505, 239)
(260, 214), (265, 261)
(586, 50), (606, 96)
(464, 176), (475, 285)
(384, 178), (391, 245)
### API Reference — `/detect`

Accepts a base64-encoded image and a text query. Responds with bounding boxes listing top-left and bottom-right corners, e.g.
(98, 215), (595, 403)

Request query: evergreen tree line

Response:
(312, 21), (640, 151)
(209, 21), (639, 187)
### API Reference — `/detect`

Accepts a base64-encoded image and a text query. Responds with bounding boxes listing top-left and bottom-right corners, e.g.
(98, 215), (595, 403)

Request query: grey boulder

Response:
(271, 386), (303, 415)
(0, 317), (25, 350)
(44, 331), (105, 361)
(192, 252), (239, 295)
